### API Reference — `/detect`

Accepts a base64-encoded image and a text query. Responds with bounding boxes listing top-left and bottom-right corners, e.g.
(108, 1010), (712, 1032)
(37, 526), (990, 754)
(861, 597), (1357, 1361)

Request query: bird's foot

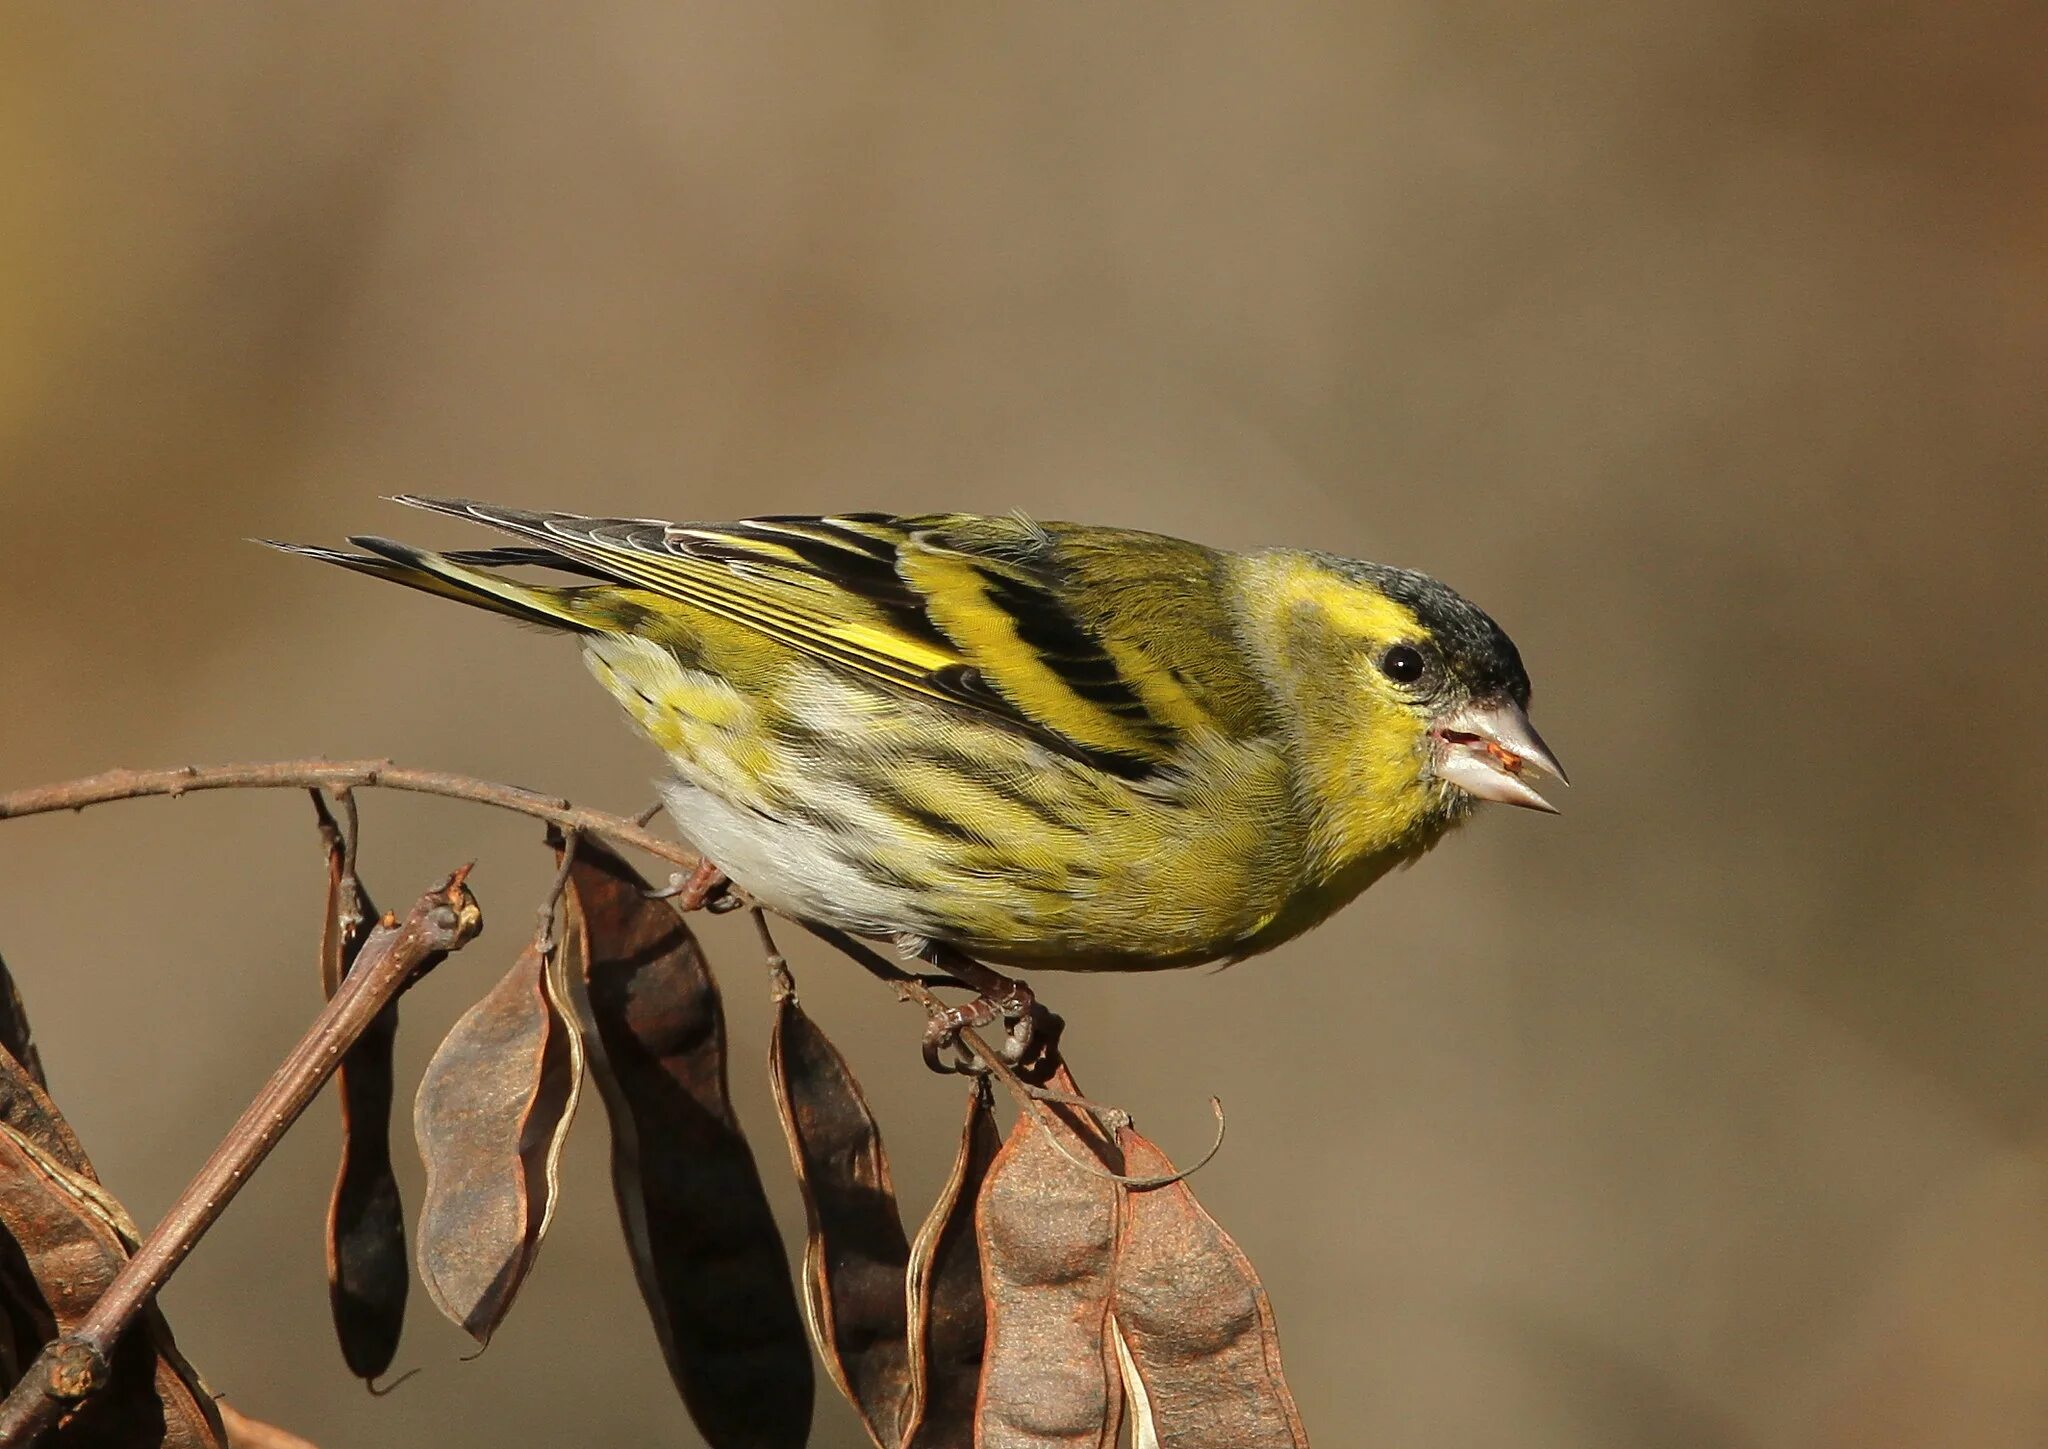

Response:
(919, 968), (1058, 1076)
(646, 859), (742, 913)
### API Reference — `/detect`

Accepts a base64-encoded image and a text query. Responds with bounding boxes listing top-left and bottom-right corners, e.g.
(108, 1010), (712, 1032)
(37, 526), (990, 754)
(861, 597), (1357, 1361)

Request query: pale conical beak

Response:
(1429, 699), (1568, 813)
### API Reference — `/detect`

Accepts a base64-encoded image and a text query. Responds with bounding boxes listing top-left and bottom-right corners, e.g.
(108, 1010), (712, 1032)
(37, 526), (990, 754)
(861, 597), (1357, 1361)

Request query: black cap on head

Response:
(1348, 561), (1532, 707)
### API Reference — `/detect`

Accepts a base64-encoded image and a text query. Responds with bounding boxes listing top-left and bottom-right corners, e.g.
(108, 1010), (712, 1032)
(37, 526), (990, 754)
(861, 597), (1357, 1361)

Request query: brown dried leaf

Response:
(318, 839), (406, 1381)
(901, 1082), (1001, 1449)
(768, 987), (911, 1449)
(0, 1015), (92, 1186)
(145, 1328), (228, 1449)
(974, 1067), (1125, 1449)
(0, 976), (100, 1391)
(0, 1000), (221, 1444)
(562, 840), (812, 1449)
(1109, 1126), (1309, 1447)
(0, 952), (46, 1092)
(0, 1121), (225, 1446)
(413, 939), (584, 1345)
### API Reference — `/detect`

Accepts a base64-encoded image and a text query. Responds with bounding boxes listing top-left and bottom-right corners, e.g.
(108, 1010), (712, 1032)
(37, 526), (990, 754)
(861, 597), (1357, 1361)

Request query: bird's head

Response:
(1236, 550), (1566, 868)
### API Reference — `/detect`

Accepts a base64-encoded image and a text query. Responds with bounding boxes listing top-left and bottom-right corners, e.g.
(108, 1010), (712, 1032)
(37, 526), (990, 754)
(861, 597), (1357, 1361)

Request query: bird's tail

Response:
(259, 536), (597, 631)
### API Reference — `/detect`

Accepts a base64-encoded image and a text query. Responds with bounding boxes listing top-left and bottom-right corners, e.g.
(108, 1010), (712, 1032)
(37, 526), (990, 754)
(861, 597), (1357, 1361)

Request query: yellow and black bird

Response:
(272, 498), (1563, 1055)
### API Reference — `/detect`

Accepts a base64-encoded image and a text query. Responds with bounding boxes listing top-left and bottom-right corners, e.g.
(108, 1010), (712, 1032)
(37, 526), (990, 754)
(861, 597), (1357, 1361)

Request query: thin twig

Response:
(335, 787), (364, 935)
(534, 829), (579, 955)
(1013, 1090), (1224, 1191)
(0, 761), (701, 874)
(753, 909), (798, 1001)
(308, 789), (367, 939)
(309, 790), (344, 861)
(0, 869), (485, 1448)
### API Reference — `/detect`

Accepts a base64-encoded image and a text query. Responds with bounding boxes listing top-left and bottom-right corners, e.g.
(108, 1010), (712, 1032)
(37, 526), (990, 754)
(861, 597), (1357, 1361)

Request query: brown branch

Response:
(0, 761), (701, 873)
(0, 869), (485, 1448)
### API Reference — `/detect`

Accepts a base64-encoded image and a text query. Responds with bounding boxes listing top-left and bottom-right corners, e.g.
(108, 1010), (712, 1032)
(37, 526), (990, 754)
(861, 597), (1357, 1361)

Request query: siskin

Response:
(272, 499), (1563, 1054)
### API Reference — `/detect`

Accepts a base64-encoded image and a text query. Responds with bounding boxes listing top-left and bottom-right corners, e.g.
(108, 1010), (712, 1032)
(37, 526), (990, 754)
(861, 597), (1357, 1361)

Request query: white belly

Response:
(658, 778), (929, 941)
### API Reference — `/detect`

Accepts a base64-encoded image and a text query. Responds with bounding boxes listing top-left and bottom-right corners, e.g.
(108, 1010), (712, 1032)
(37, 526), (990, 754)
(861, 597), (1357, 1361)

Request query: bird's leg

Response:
(916, 942), (1050, 1070)
(646, 858), (741, 912)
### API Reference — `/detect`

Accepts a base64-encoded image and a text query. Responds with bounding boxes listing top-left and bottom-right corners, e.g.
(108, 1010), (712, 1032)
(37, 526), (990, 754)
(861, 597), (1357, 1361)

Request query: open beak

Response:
(1429, 699), (1568, 814)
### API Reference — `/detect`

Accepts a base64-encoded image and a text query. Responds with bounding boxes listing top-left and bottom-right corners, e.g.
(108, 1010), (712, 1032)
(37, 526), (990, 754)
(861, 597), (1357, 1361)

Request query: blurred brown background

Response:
(3, 4), (2045, 1445)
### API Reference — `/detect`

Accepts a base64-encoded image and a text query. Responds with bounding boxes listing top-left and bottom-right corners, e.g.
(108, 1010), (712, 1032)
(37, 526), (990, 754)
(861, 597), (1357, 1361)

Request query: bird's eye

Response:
(1380, 644), (1427, 684)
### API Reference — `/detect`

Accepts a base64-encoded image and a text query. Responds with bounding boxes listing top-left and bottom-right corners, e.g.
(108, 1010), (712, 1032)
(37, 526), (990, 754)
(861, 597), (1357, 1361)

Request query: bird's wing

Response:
(393, 498), (1246, 777)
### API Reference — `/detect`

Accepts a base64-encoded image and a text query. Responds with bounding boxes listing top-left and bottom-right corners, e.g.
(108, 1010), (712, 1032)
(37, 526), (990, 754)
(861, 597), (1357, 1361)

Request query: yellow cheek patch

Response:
(1246, 556), (1449, 869)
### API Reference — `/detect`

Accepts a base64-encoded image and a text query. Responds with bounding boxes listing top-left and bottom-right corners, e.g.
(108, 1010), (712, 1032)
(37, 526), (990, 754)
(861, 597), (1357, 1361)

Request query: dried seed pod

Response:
(1110, 1320), (1157, 1449)
(0, 963), (98, 1387)
(413, 939), (584, 1345)
(148, 1327), (231, 1449)
(768, 986), (912, 1448)
(1110, 1127), (1309, 1447)
(901, 1081), (1001, 1449)
(0, 980), (90, 1181)
(974, 1069), (1125, 1449)
(0, 952), (46, 1091)
(561, 840), (812, 1449)
(0, 1120), (226, 1447)
(317, 832), (406, 1381)
(0, 977), (223, 1446)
